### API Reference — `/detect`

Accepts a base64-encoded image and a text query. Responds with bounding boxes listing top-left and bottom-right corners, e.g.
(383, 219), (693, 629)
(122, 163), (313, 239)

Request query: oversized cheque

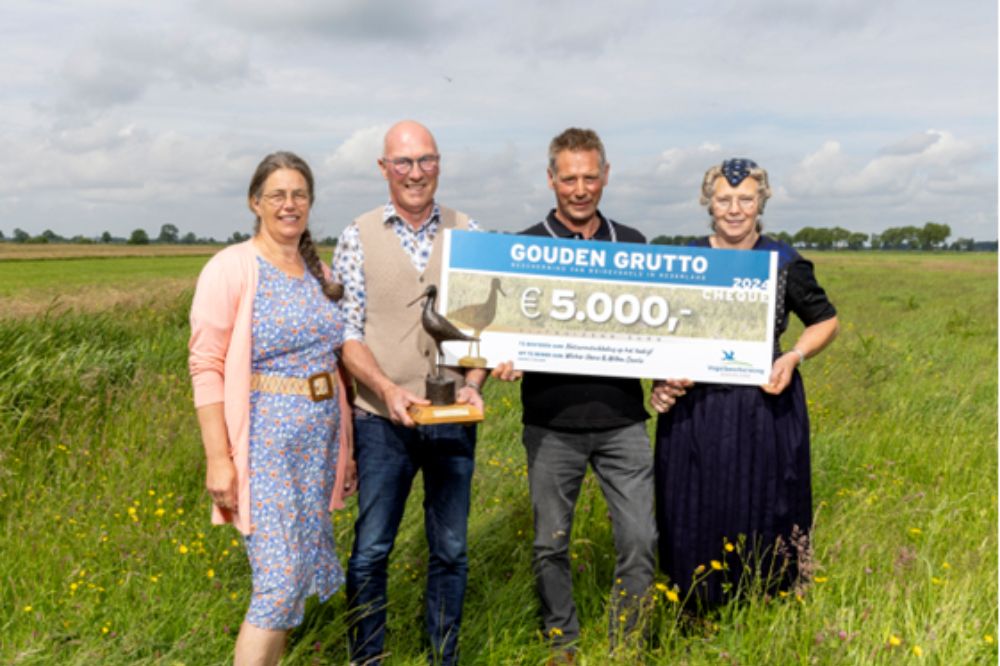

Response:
(437, 230), (777, 385)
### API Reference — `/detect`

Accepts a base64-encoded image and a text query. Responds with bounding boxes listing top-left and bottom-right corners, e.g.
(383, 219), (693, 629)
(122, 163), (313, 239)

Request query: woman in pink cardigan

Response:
(189, 152), (355, 665)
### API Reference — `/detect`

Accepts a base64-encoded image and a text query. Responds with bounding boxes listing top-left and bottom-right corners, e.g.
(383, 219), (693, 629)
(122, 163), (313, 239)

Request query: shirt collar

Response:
(543, 209), (614, 241)
(382, 201), (440, 232)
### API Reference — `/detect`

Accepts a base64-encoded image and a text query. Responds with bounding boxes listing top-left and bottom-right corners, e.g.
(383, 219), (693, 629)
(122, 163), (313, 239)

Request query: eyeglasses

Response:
(712, 195), (758, 211)
(382, 154), (440, 176)
(261, 190), (310, 207)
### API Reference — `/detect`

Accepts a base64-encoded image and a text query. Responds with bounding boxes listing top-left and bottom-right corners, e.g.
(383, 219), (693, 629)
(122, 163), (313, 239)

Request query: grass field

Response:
(0, 244), (221, 260)
(0, 251), (996, 665)
(0, 244), (333, 318)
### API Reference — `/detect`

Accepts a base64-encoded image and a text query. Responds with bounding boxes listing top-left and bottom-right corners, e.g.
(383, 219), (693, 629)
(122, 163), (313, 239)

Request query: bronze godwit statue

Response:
(408, 284), (479, 404)
(446, 277), (506, 364)
(409, 284), (479, 357)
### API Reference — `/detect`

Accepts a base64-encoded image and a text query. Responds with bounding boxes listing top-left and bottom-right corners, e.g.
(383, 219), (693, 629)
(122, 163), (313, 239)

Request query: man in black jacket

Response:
(495, 128), (656, 660)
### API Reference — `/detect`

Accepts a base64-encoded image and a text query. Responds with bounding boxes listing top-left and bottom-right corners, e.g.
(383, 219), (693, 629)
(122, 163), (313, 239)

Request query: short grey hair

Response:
(700, 162), (772, 232)
(548, 127), (607, 173)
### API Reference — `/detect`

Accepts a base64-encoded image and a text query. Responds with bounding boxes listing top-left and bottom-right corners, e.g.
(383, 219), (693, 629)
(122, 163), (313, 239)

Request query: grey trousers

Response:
(523, 422), (657, 646)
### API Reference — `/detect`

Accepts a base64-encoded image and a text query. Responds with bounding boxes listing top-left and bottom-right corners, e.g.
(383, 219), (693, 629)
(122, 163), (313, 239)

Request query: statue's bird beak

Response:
(407, 286), (434, 307)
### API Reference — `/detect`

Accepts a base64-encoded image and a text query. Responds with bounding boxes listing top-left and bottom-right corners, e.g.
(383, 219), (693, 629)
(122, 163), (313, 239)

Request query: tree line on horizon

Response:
(0, 221), (996, 252)
(0, 224), (340, 247)
(651, 221), (997, 252)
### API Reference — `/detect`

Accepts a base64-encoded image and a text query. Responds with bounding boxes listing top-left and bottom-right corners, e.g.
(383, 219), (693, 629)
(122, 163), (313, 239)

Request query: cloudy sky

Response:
(1, 0), (996, 242)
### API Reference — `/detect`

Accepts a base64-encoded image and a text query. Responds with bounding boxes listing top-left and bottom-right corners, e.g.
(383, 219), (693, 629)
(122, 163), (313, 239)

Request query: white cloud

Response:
(879, 132), (942, 157)
(58, 30), (250, 111)
(0, 1), (994, 241)
(204, 0), (449, 42)
(324, 125), (388, 177)
(787, 131), (987, 200)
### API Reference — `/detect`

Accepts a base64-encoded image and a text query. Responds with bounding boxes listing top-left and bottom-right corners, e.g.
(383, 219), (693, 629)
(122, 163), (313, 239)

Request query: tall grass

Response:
(1, 252), (996, 664)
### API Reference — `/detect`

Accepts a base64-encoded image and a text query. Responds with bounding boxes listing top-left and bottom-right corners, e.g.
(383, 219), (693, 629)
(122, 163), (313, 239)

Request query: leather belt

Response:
(250, 371), (336, 402)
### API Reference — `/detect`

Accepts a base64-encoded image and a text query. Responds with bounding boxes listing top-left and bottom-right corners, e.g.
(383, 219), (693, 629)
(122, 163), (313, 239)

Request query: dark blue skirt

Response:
(654, 371), (813, 609)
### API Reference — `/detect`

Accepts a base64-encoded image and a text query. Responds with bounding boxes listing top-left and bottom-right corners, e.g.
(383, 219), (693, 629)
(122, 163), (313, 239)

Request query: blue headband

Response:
(720, 158), (758, 186)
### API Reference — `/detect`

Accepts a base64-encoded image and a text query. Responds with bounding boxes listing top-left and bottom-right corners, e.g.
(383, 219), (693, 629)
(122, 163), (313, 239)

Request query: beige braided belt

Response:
(250, 371), (337, 402)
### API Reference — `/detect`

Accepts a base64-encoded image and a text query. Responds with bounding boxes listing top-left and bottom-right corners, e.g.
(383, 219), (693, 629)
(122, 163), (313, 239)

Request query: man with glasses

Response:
(333, 120), (486, 666)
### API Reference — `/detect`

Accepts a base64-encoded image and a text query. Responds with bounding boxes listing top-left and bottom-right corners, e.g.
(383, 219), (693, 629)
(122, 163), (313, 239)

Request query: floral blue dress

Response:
(244, 257), (345, 630)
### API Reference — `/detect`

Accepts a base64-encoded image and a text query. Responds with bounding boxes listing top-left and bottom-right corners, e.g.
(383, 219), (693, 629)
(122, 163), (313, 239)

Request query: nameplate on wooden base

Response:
(408, 403), (484, 425)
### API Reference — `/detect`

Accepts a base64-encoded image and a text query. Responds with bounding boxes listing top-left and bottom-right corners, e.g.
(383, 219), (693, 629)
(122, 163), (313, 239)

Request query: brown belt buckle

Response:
(308, 371), (334, 402)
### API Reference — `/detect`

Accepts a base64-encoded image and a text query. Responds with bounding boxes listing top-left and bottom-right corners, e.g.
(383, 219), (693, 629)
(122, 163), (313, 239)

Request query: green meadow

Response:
(0, 255), (211, 319)
(0, 251), (996, 664)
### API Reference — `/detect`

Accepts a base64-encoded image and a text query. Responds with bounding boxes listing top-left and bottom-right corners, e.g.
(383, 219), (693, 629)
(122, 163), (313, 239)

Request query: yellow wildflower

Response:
(548, 627), (563, 638)
(710, 560), (723, 571)
(912, 646), (923, 657)
(230, 592), (239, 601)
(888, 635), (902, 647)
(908, 528), (922, 536)
(666, 589), (680, 603)
(206, 569), (215, 579)
(694, 564), (706, 575)
(655, 582), (668, 593)
(985, 635), (994, 645)
(941, 562), (950, 569)
(23, 605), (32, 612)
(178, 544), (189, 554)
(724, 543), (735, 553)
(814, 576), (828, 583)
(150, 575), (159, 583)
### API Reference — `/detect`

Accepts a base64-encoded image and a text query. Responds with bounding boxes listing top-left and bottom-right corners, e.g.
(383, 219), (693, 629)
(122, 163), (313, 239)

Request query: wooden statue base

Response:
(409, 403), (484, 425)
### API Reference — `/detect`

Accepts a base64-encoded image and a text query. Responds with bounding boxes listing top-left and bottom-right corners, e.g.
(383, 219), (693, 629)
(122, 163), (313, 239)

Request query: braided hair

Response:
(248, 151), (343, 302)
(299, 227), (343, 300)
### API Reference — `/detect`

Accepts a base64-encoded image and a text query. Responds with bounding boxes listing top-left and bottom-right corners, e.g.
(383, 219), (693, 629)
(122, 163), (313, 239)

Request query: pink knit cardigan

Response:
(188, 240), (354, 535)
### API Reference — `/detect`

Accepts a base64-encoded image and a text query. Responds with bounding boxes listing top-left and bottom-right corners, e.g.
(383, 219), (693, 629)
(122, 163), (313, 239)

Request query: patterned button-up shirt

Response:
(331, 202), (480, 342)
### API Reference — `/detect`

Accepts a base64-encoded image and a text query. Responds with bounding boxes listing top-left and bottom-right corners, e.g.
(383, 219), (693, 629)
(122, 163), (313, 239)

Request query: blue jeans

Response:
(347, 410), (476, 666)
